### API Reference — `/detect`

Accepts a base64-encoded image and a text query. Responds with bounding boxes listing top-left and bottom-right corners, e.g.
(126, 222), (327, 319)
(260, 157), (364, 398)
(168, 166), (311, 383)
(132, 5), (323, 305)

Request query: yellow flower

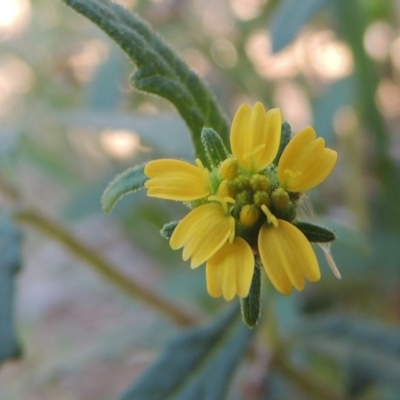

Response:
(144, 102), (337, 299)
(206, 238), (255, 300)
(169, 203), (235, 268)
(145, 158), (211, 201)
(230, 102), (281, 172)
(278, 126), (337, 192)
(259, 211), (320, 295)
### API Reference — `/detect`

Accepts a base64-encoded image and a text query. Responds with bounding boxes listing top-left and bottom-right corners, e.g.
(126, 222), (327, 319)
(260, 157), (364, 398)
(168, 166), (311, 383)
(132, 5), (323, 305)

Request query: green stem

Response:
(14, 208), (200, 327)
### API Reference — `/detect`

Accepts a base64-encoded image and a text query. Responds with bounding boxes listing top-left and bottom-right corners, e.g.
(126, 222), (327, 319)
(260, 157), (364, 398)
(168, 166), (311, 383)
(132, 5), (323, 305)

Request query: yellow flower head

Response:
(145, 158), (211, 201)
(230, 103), (281, 172)
(144, 102), (338, 300)
(278, 126), (337, 192)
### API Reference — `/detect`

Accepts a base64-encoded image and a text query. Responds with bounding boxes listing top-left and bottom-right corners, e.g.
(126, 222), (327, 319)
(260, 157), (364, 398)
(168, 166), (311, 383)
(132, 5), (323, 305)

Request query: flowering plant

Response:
(143, 102), (338, 324)
(3, 0), (400, 398)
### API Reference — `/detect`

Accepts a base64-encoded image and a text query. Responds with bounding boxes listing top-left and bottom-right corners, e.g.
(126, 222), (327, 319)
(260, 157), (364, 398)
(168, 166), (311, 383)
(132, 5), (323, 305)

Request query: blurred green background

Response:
(1, 0), (400, 399)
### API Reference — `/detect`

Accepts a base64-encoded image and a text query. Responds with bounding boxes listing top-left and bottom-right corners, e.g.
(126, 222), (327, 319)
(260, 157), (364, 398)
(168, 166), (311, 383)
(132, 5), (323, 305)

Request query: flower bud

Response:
(250, 174), (270, 191)
(220, 158), (239, 180)
(271, 188), (290, 211)
(217, 180), (234, 198)
(240, 205), (260, 227)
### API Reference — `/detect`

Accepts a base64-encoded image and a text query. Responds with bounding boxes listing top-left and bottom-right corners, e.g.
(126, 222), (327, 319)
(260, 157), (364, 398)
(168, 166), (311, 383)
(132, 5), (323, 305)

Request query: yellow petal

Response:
(206, 238), (254, 300)
(258, 219), (320, 294)
(144, 159), (210, 201)
(170, 203), (235, 268)
(278, 126), (337, 192)
(230, 103), (281, 172)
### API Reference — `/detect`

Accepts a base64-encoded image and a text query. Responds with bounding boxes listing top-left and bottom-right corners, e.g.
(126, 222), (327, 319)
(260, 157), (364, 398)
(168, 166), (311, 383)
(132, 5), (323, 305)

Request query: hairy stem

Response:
(14, 208), (200, 327)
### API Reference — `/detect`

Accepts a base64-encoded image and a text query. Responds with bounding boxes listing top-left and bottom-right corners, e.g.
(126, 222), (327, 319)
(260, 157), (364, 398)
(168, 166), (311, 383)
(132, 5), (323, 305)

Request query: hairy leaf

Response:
(62, 0), (230, 164)
(240, 260), (261, 328)
(120, 306), (254, 400)
(201, 127), (230, 168)
(101, 164), (147, 213)
(294, 221), (336, 243)
(0, 213), (23, 363)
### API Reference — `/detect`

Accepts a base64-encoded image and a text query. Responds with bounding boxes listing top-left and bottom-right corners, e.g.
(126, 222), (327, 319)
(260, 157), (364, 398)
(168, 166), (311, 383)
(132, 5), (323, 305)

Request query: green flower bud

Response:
(240, 205), (260, 227)
(271, 188), (290, 211)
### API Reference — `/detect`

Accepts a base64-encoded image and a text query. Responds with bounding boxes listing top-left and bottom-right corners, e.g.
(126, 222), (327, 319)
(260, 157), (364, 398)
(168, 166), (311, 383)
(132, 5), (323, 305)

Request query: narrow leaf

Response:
(101, 164), (147, 213)
(294, 221), (336, 243)
(240, 260), (261, 328)
(120, 306), (255, 400)
(62, 0), (230, 164)
(0, 213), (23, 363)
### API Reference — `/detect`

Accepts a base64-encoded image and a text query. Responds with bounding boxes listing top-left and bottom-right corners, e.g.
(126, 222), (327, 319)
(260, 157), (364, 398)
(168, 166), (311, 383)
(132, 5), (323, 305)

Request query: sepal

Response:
(240, 260), (261, 328)
(294, 221), (336, 243)
(160, 221), (179, 240)
(201, 127), (230, 168)
(273, 121), (292, 166)
(101, 164), (147, 213)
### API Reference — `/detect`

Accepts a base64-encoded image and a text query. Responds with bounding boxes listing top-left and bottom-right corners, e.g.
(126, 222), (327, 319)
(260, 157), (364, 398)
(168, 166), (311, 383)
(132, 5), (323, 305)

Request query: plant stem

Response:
(14, 208), (200, 327)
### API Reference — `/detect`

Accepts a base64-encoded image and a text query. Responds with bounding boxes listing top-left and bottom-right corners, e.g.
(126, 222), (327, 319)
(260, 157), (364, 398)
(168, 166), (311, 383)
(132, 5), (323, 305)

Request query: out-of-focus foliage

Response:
(121, 306), (254, 400)
(0, 214), (22, 363)
(269, 0), (332, 52)
(1, 0), (400, 399)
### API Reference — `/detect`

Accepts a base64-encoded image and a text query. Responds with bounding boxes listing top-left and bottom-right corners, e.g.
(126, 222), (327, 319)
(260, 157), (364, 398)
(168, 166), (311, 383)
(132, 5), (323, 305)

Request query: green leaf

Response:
(62, 0), (230, 165)
(269, 0), (331, 53)
(294, 221), (336, 243)
(240, 260), (261, 328)
(120, 306), (255, 400)
(0, 213), (23, 363)
(101, 164), (147, 213)
(201, 127), (230, 168)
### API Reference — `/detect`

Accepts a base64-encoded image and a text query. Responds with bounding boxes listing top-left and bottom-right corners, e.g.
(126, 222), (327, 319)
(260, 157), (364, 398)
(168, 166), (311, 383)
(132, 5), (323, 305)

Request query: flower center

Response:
(261, 204), (278, 227)
(213, 165), (296, 233)
(208, 195), (235, 215)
